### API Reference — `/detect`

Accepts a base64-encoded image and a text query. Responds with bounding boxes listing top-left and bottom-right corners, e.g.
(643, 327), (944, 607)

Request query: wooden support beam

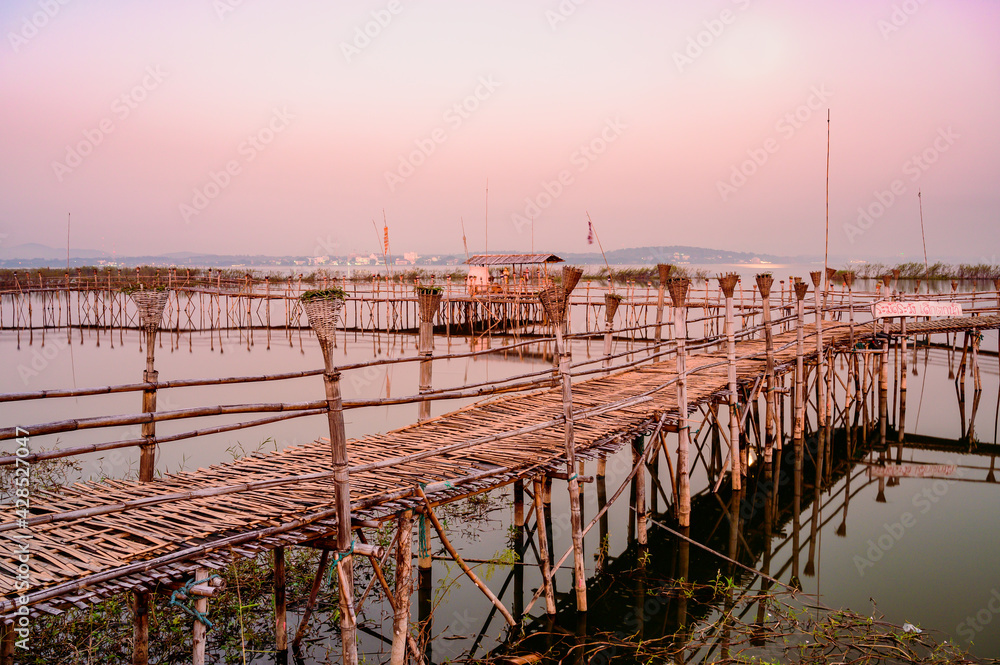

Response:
(415, 485), (515, 626)
(390, 510), (413, 665)
(192, 567), (209, 665)
(274, 547), (287, 654)
(532, 477), (557, 615)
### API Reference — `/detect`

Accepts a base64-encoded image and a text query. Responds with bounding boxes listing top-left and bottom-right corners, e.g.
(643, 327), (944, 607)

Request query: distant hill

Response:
(0, 243), (812, 269)
(557, 245), (809, 265)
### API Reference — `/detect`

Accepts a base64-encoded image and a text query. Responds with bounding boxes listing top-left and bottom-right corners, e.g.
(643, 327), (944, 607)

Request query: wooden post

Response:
(654, 264), (671, 344)
(793, 280), (809, 441)
(417, 512), (432, 661)
(539, 267), (587, 612)
(274, 547), (287, 654)
(390, 510), (413, 665)
(718, 274), (741, 489)
(633, 436), (647, 550)
(603, 293), (621, 372)
(513, 480), (525, 619)
(532, 477), (557, 615)
(417, 289), (441, 422)
(192, 567), (209, 665)
(300, 294), (357, 665)
(810, 272), (828, 429)
(899, 318), (908, 443)
(128, 289), (169, 665)
(756, 274), (777, 459)
(668, 278), (692, 527)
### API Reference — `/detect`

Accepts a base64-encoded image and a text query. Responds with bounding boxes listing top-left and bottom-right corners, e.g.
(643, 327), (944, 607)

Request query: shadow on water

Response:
(486, 417), (1000, 664)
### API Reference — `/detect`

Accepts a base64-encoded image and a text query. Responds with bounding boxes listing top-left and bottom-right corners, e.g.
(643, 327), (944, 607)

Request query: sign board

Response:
(871, 300), (963, 319)
(868, 464), (957, 478)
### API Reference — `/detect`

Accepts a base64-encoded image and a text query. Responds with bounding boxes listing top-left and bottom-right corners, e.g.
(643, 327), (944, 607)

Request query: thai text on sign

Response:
(871, 300), (963, 318)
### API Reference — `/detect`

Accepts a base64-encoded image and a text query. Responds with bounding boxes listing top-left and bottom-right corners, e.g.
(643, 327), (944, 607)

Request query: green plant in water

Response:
(300, 286), (346, 302)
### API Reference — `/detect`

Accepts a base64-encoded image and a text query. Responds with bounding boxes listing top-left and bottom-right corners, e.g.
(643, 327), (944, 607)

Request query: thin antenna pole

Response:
(66, 212), (71, 270)
(918, 189), (928, 278)
(484, 179), (489, 257)
(823, 109), (830, 290)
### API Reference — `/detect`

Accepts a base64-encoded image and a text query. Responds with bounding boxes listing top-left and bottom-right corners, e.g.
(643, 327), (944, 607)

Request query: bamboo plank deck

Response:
(2, 314), (997, 619)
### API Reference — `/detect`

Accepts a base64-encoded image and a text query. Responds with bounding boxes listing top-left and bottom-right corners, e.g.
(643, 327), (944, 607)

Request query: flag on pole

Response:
(587, 220), (594, 245)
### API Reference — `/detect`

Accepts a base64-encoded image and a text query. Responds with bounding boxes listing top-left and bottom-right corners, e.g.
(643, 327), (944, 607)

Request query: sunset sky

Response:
(1, 0), (998, 262)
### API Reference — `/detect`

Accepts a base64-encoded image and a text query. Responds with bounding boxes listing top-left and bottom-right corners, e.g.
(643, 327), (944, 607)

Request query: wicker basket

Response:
(562, 266), (583, 296)
(842, 271), (856, 289)
(809, 271), (822, 287)
(667, 278), (690, 308)
(657, 264), (673, 285)
(717, 273), (739, 298)
(130, 290), (170, 333)
(754, 273), (774, 299)
(301, 297), (344, 346)
(538, 286), (566, 322)
(604, 293), (622, 322)
(794, 281), (809, 301)
(417, 291), (443, 323)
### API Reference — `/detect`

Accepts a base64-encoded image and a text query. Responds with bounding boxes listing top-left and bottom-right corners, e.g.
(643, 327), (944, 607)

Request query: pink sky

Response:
(1, 0), (998, 262)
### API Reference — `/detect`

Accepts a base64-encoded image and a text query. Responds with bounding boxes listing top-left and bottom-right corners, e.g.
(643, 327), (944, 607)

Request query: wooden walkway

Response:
(2, 314), (998, 620)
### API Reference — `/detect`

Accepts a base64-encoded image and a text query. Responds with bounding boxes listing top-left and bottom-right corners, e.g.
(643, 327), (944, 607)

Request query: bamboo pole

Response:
(756, 273), (776, 460)
(718, 274), (741, 489)
(301, 295), (357, 665)
(191, 567), (209, 665)
(532, 477), (557, 615)
(390, 510), (413, 665)
(668, 278), (692, 527)
(273, 547), (287, 653)
(810, 271), (828, 429)
(603, 293), (621, 372)
(793, 280), (809, 441)
(415, 485), (515, 626)
(654, 264), (671, 343)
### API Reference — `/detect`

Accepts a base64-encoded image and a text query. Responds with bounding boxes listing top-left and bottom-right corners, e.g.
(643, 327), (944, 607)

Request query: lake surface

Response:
(1, 299), (998, 661)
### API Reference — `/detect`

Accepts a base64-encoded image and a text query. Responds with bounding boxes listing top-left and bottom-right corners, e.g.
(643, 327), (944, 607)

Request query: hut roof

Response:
(465, 253), (563, 266)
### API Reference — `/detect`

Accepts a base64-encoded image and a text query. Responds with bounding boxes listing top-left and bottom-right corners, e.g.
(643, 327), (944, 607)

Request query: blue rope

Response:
(324, 539), (356, 587)
(169, 574), (221, 630)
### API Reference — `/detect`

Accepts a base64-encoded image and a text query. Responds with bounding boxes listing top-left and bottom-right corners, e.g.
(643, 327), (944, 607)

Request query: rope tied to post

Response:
(169, 574), (221, 630)
(323, 539), (356, 587)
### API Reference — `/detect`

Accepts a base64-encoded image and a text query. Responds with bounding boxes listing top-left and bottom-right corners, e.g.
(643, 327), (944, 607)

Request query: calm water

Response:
(1, 317), (998, 660)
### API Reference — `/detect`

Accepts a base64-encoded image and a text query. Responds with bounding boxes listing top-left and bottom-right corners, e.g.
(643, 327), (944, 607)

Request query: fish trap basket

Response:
(657, 264), (673, 285)
(417, 291), (443, 323)
(562, 266), (583, 296)
(130, 290), (170, 333)
(301, 297), (344, 346)
(667, 278), (690, 308)
(755, 273), (774, 299)
(717, 273), (739, 298)
(604, 293), (622, 322)
(538, 286), (566, 323)
(842, 271), (856, 289)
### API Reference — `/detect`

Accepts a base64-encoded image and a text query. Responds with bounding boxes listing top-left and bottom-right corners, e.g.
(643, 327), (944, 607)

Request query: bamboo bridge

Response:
(1, 267), (998, 664)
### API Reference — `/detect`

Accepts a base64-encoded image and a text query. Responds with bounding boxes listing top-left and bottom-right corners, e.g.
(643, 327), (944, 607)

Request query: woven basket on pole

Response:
(302, 297), (344, 347)
(667, 278), (690, 308)
(562, 266), (583, 296)
(417, 291), (443, 323)
(993, 278), (1000, 292)
(881, 275), (892, 289)
(538, 286), (566, 323)
(130, 290), (170, 333)
(717, 273), (739, 299)
(657, 264), (673, 285)
(842, 271), (856, 289)
(604, 293), (622, 323)
(809, 271), (822, 287)
(794, 280), (809, 301)
(754, 273), (774, 299)
(826, 267), (838, 283)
